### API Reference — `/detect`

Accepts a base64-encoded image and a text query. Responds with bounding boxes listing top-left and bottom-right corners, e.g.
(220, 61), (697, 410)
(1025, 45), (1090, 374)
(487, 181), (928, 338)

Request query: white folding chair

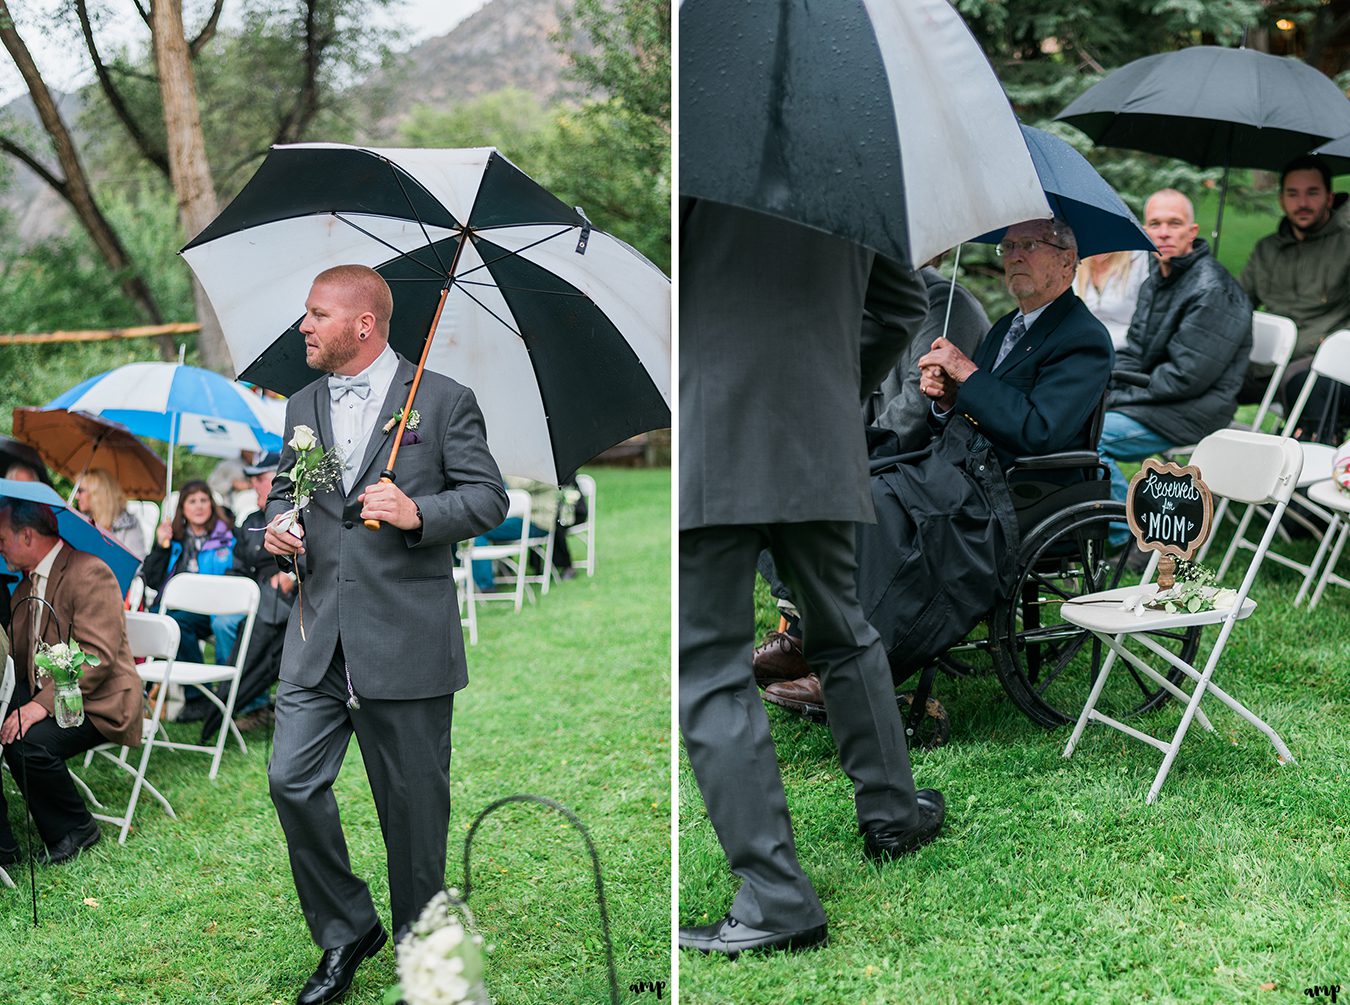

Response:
(138, 574), (260, 779)
(1062, 429), (1302, 803)
(1167, 311), (1298, 465)
(566, 473), (597, 577)
(0, 656), (14, 888)
(1212, 330), (1350, 576)
(127, 500), (160, 554)
(459, 489), (534, 612)
(80, 613), (182, 843)
(526, 521), (557, 597)
(453, 565), (478, 646)
(1295, 478), (1350, 609)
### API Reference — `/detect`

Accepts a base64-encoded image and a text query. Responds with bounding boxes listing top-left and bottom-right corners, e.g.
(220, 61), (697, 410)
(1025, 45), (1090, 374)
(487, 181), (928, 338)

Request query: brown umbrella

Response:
(12, 407), (167, 500)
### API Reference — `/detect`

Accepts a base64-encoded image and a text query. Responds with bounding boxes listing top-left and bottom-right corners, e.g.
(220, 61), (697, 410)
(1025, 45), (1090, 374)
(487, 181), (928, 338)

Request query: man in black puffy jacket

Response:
(1098, 188), (1251, 527)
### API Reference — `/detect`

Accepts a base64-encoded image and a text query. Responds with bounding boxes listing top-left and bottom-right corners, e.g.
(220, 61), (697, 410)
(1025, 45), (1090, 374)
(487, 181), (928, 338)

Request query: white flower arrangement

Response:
(34, 637), (100, 685)
(1118, 560), (1238, 616)
(385, 889), (488, 1005)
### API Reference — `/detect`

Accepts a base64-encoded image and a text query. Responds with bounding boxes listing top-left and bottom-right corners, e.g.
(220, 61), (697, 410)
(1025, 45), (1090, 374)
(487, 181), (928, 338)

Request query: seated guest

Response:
(0, 500), (142, 865)
(866, 254), (989, 453)
(141, 479), (242, 721)
(1098, 189), (1251, 530)
(758, 217), (1113, 694)
(1075, 249), (1148, 351)
(75, 468), (147, 559)
(1, 439), (53, 486)
(471, 476), (559, 591)
(1240, 155), (1350, 433)
(200, 452), (292, 741)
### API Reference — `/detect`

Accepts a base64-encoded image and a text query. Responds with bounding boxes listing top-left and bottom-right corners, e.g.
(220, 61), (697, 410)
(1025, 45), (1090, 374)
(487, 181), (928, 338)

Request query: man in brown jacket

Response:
(0, 499), (142, 864)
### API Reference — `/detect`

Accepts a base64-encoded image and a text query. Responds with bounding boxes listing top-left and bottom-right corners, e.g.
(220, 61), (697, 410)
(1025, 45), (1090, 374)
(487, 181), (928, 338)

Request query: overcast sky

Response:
(0, 0), (491, 104)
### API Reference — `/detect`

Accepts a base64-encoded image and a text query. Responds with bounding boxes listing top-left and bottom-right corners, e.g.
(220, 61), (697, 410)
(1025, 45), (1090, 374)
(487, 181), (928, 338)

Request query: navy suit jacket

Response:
(946, 288), (1114, 472)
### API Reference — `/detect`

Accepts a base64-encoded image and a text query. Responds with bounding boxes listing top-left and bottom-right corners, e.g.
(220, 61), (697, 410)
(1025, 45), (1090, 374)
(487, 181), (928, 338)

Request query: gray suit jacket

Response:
(679, 200), (928, 530)
(265, 353), (508, 700)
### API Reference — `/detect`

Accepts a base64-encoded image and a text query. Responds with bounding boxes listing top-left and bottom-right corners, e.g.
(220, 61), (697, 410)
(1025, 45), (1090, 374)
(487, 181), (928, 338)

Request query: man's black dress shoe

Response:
(44, 819), (101, 865)
(296, 922), (388, 1005)
(863, 788), (946, 862)
(678, 913), (828, 959)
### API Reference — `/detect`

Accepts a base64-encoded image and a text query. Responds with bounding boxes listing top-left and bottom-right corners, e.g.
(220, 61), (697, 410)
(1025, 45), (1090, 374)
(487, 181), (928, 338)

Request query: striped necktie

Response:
(994, 314), (1028, 369)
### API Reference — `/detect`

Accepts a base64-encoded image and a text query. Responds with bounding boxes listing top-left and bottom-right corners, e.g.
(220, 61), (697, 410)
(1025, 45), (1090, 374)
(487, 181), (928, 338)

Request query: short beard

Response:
(306, 320), (363, 373)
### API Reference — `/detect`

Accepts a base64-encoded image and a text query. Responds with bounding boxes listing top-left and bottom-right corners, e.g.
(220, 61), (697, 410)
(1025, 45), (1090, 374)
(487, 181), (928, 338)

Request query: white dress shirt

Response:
(330, 344), (399, 494)
(28, 539), (64, 645)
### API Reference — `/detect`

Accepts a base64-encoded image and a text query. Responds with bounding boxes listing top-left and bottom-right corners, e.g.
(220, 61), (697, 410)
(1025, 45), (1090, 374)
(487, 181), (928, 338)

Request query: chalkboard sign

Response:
(1125, 458), (1214, 561)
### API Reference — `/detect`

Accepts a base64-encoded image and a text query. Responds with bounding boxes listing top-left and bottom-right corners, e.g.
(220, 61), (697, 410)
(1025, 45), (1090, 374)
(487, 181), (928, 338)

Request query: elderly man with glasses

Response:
(757, 216), (1115, 706)
(916, 216), (1114, 471)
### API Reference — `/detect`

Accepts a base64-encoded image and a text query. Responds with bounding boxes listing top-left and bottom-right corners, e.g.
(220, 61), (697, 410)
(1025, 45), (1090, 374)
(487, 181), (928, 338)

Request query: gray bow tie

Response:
(328, 374), (372, 402)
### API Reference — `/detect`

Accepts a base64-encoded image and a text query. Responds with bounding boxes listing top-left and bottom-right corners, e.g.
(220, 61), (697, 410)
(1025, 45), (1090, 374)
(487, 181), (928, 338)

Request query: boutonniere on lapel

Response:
(272, 424), (343, 639)
(383, 407), (422, 445)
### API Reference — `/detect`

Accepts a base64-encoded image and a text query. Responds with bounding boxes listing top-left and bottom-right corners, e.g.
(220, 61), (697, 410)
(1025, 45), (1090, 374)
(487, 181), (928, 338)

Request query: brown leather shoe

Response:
(763, 674), (826, 721)
(753, 631), (809, 686)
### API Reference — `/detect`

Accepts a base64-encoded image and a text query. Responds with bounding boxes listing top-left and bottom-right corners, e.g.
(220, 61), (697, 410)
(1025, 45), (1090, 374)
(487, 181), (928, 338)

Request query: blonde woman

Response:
(75, 468), (147, 559)
(1075, 249), (1149, 351)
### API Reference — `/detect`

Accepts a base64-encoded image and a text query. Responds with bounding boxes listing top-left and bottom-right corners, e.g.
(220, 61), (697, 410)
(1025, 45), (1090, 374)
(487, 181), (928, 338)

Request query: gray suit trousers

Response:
(679, 521), (921, 930)
(268, 638), (454, 947)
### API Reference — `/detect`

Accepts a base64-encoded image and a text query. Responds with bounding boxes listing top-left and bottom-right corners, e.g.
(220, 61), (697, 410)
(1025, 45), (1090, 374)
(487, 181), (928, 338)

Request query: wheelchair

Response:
(770, 380), (1201, 750)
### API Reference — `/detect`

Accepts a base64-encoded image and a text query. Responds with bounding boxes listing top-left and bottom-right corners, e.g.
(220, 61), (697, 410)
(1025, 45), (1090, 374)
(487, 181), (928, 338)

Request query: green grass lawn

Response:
(2, 466), (671, 1005)
(680, 516), (1350, 1004)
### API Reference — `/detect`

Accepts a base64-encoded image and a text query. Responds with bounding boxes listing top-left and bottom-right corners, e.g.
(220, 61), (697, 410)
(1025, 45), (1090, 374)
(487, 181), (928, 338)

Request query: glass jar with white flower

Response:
(34, 638), (100, 728)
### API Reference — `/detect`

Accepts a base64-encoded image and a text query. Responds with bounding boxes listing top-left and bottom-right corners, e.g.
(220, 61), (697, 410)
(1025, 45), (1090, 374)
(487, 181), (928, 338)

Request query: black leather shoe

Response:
(678, 913), (828, 959)
(44, 818), (101, 865)
(0, 832), (21, 867)
(863, 788), (945, 862)
(297, 922), (388, 1005)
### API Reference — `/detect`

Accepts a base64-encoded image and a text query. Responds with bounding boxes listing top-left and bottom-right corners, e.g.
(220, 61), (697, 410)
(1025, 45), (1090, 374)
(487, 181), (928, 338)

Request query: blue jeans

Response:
(167, 610), (244, 671)
(472, 518), (548, 591)
(1098, 411), (1176, 546)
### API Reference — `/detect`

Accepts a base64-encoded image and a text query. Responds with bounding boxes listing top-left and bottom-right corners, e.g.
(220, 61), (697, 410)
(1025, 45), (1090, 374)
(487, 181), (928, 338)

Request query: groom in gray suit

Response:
(264, 264), (507, 1005)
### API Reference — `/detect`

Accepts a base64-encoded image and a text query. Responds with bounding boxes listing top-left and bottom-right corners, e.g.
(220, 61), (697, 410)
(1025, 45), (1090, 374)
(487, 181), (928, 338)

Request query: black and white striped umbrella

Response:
(181, 144), (670, 484)
(679, 0), (1050, 266)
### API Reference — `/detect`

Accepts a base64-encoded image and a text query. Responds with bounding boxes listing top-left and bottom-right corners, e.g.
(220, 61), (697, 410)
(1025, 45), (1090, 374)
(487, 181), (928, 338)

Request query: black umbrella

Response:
(181, 144), (670, 486)
(0, 435), (53, 485)
(1311, 134), (1350, 176)
(680, 0), (1049, 267)
(1056, 45), (1350, 254)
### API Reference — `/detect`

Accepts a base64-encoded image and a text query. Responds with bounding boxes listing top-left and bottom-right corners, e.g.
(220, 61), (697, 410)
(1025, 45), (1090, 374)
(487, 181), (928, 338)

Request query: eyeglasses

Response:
(996, 238), (1069, 257)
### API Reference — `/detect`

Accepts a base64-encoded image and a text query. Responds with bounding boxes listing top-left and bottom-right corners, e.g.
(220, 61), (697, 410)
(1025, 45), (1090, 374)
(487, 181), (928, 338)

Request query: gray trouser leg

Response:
(768, 521), (922, 833)
(269, 668), (381, 948)
(351, 693), (454, 934)
(679, 526), (825, 931)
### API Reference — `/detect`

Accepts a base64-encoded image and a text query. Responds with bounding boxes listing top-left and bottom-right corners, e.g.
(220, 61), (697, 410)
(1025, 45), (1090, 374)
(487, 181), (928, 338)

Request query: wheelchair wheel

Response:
(990, 500), (1201, 728)
(898, 692), (951, 750)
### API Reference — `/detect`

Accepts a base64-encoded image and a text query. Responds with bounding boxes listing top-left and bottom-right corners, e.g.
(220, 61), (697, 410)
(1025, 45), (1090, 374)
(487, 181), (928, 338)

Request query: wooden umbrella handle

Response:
(365, 283), (451, 531)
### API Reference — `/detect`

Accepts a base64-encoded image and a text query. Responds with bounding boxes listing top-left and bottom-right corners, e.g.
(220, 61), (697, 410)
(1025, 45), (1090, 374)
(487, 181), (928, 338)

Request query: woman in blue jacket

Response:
(141, 480), (243, 681)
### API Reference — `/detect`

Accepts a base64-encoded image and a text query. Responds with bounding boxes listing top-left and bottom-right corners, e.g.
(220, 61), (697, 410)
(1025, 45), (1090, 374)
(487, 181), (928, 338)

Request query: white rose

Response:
(1212, 588), (1238, 611)
(48, 642), (70, 659)
(289, 425), (317, 452)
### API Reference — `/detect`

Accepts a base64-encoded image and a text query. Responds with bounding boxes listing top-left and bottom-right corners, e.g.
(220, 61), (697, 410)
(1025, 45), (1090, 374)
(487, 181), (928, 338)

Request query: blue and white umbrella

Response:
(0, 478), (140, 596)
(45, 362), (285, 494)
